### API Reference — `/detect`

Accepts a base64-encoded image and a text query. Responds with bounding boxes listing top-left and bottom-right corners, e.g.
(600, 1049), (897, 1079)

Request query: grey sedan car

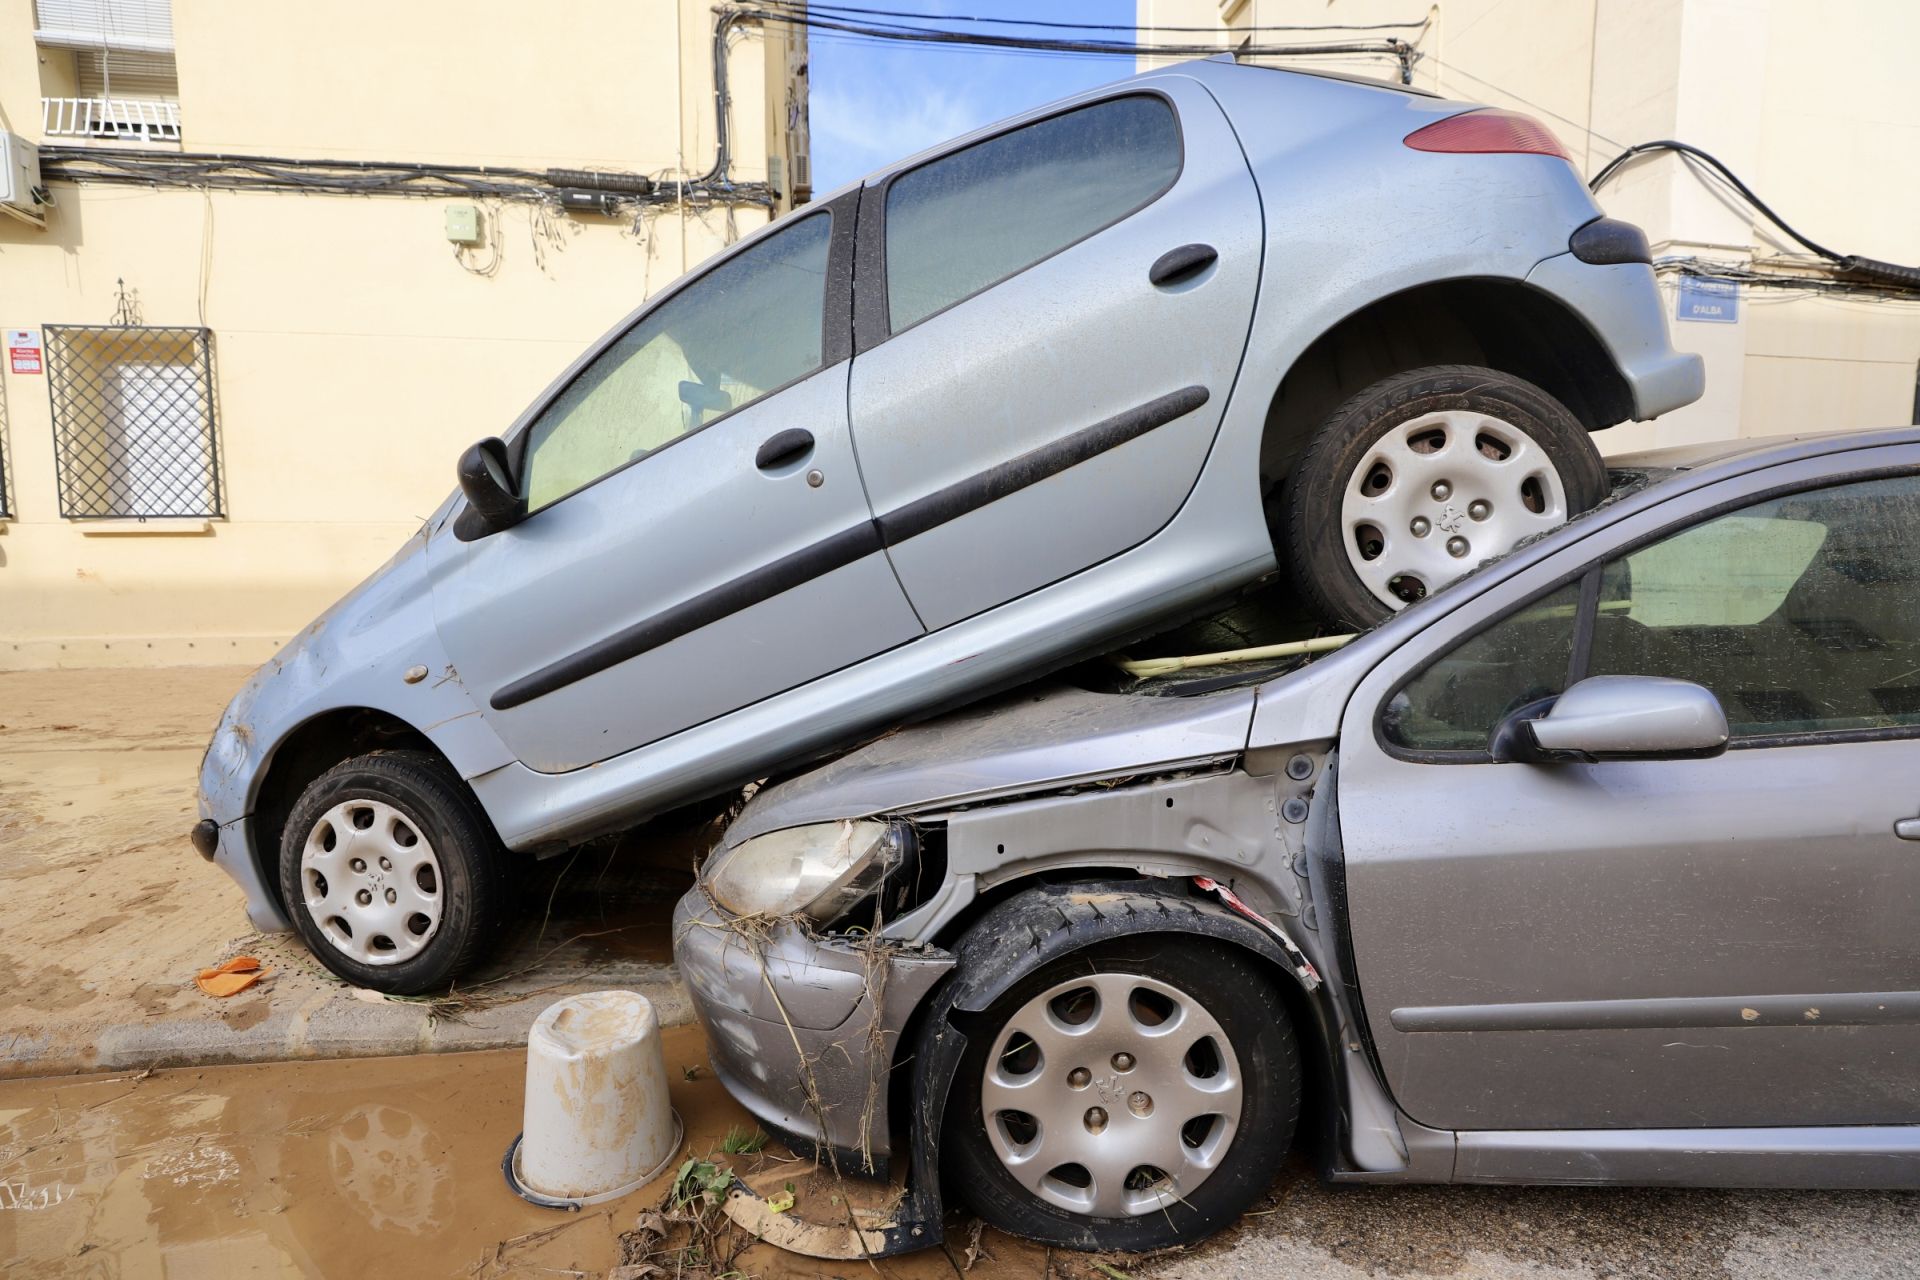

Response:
(676, 426), (1920, 1253)
(197, 55), (1699, 993)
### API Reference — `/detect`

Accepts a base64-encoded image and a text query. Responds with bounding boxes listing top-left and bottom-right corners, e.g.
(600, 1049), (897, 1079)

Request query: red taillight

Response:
(1404, 108), (1571, 162)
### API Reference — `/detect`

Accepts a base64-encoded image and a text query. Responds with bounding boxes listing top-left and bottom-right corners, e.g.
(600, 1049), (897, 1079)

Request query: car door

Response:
(426, 195), (922, 774)
(846, 79), (1263, 631)
(1336, 452), (1920, 1131)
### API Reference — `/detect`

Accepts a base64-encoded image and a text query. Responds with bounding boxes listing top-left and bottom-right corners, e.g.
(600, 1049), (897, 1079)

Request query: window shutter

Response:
(75, 49), (179, 103)
(34, 0), (175, 54)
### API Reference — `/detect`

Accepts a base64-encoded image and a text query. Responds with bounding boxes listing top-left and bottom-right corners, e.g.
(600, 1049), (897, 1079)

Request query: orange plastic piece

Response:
(195, 955), (270, 998)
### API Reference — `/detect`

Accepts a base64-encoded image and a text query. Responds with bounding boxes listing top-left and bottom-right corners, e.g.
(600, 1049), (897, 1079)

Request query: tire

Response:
(1281, 365), (1608, 629)
(278, 750), (506, 994)
(944, 937), (1299, 1251)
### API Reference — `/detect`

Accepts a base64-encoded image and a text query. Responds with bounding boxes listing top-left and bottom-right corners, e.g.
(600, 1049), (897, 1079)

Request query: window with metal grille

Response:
(45, 325), (222, 519)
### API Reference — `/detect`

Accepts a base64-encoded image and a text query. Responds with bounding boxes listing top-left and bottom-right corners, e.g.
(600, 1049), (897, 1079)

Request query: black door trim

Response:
(491, 522), (886, 711)
(874, 384), (1208, 544)
(489, 384), (1210, 711)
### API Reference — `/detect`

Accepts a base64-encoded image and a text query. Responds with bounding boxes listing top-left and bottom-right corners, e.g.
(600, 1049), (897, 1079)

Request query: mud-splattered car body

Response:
(194, 510), (515, 932)
(677, 427), (1920, 1253)
(197, 51), (1701, 951)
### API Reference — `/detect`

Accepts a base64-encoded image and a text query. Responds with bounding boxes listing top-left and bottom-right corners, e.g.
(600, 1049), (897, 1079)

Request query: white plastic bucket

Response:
(506, 990), (682, 1208)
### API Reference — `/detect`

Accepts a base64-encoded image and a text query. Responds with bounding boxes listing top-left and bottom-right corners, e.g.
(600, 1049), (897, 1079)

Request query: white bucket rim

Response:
(502, 1110), (685, 1210)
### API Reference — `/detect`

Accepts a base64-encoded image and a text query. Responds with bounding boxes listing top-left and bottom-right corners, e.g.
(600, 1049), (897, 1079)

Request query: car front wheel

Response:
(278, 750), (505, 994)
(944, 937), (1299, 1251)
(1281, 364), (1609, 628)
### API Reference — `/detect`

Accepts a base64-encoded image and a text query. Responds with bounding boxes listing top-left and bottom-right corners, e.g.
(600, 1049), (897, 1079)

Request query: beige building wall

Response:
(0, 0), (809, 668)
(1139, 0), (1920, 453)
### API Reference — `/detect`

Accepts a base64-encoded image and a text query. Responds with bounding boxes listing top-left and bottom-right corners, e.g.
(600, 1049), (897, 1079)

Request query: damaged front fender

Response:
(885, 879), (1333, 1253)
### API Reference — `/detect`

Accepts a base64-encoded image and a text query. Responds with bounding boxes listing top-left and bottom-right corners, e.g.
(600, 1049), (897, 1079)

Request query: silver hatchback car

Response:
(676, 426), (1920, 1254)
(197, 56), (1700, 992)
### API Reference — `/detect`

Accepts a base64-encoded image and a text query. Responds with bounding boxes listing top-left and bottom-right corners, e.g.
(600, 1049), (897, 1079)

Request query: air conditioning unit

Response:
(1, 132), (46, 227)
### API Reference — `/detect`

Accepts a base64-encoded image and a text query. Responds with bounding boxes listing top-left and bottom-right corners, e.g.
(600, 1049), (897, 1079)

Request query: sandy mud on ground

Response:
(0, 667), (245, 1062)
(0, 666), (704, 1077)
(0, 1025), (1085, 1280)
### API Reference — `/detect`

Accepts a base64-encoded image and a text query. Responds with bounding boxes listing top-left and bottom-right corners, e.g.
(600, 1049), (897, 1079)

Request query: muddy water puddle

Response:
(0, 1025), (1072, 1278)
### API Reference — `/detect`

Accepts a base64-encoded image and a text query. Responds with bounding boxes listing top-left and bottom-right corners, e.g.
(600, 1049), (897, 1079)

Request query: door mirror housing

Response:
(1496, 675), (1729, 763)
(455, 437), (527, 539)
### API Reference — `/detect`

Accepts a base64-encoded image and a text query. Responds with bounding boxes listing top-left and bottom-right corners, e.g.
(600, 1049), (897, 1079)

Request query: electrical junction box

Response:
(444, 203), (481, 245)
(0, 132), (45, 227)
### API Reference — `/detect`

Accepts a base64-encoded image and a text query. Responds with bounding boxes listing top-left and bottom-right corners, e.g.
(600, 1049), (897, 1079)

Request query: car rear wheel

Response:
(1281, 365), (1608, 628)
(944, 938), (1299, 1251)
(278, 750), (505, 994)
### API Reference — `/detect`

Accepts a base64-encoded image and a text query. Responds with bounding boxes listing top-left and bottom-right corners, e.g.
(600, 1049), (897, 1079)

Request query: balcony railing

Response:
(41, 97), (181, 144)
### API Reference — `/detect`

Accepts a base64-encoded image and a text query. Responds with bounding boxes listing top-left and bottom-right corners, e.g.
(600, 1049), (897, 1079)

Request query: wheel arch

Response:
(247, 707), (448, 918)
(884, 877), (1344, 1248)
(1257, 277), (1636, 498)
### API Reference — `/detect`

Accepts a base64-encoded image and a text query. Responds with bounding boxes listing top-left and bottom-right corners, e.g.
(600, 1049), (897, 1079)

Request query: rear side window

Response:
(883, 95), (1181, 333)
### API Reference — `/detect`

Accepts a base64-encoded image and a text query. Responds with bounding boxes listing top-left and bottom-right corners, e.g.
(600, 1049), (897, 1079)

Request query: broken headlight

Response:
(704, 820), (915, 923)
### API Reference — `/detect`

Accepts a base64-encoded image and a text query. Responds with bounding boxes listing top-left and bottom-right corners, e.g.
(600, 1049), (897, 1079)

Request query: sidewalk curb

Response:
(6, 972), (692, 1080)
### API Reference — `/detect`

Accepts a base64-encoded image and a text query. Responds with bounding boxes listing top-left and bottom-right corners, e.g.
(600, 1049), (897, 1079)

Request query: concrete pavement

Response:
(1161, 1155), (1920, 1279)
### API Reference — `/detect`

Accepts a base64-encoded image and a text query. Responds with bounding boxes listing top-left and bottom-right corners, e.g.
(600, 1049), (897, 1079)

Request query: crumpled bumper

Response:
(670, 890), (954, 1173)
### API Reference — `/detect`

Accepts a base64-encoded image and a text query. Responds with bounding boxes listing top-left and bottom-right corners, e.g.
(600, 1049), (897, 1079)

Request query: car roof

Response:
(839, 55), (1455, 194)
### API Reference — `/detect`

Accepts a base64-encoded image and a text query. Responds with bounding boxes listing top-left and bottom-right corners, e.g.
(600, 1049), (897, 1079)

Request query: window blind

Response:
(74, 49), (179, 102)
(34, 0), (175, 54)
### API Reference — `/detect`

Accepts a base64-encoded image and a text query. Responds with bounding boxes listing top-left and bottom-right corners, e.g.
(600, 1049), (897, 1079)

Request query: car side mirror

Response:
(456, 436), (527, 537)
(1496, 675), (1729, 763)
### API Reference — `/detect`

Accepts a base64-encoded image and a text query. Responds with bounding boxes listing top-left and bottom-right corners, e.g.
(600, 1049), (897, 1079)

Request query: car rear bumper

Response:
(670, 891), (955, 1174)
(1526, 252), (1706, 422)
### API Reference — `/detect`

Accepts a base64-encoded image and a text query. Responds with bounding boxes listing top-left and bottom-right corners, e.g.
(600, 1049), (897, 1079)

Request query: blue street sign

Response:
(1676, 276), (1740, 324)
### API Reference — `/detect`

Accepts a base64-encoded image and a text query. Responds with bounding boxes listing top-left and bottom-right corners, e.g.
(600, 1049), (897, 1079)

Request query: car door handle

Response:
(755, 428), (814, 471)
(1149, 242), (1218, 287)
(1896, 817), (1920, 840)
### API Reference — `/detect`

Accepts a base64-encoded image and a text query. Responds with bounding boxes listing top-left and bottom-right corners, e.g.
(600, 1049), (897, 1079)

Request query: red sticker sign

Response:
(6, 328), (42, 375)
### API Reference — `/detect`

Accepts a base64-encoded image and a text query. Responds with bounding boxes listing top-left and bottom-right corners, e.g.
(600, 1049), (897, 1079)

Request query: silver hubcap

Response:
(300, 800), (443, 965)
(981, 972), (1243, 1218)
(1342, 411), (1570, 609)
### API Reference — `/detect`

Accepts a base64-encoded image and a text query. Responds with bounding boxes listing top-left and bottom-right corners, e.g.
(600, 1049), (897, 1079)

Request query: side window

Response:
(1590, 474), (1920, 738)
(1381, 578), (1582, 752)
(521, 212), (833, 511)
(883, 95), (1181, 333)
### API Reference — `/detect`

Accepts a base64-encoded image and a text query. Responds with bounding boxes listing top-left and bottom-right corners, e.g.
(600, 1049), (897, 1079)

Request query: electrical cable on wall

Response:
(40, 11), (790, 213)
(790, 0), (1432, 36)
(731, 4), (1424, 83)
(1592, 140), (1920, 291)
(1657, 256), (1920, 304)
(39, 6), (1433, 208)
(37, 148), (776, 211)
